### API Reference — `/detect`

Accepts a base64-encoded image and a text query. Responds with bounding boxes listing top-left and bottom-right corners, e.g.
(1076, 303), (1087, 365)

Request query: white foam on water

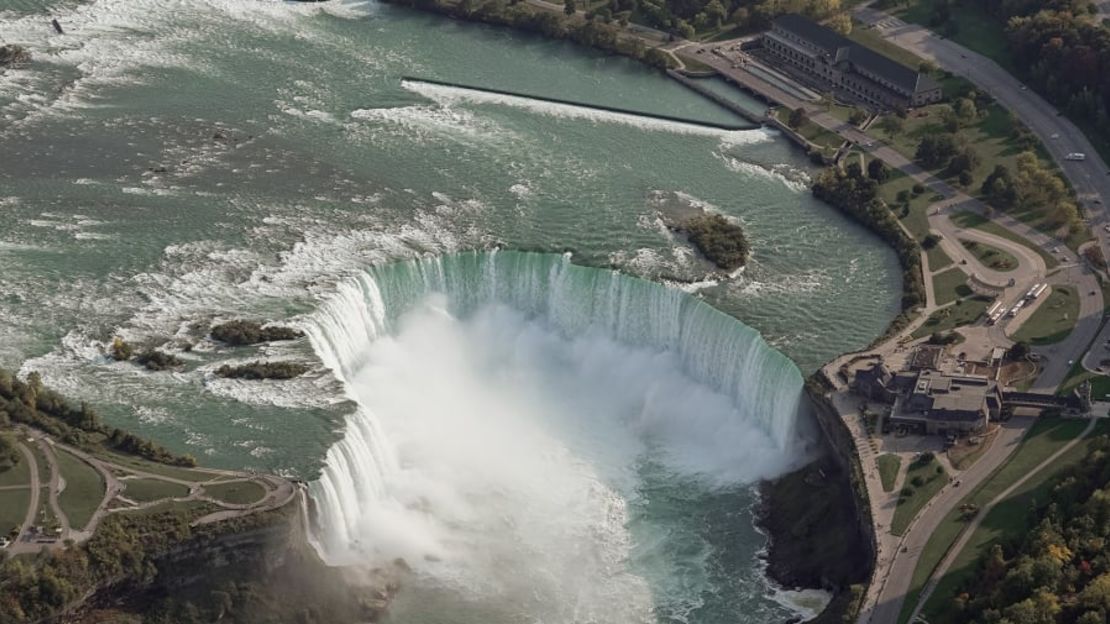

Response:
(716, 152), (810, 193)
(402, 79), (774, 144)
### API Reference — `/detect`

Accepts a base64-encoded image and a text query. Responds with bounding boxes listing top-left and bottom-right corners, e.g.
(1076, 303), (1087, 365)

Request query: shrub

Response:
(911, 475), (926, 487)
(109, 337), (133, 361)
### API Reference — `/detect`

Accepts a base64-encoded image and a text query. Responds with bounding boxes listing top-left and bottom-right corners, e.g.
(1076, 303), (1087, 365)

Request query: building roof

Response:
(773, 14), (940, 95)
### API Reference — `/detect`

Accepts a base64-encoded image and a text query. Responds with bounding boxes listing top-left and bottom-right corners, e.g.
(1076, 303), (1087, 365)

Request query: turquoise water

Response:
(0, 1), (900, 621)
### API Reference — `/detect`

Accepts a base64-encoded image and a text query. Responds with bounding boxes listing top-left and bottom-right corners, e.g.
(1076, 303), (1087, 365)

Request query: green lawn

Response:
(960, 239), (1017, 271)
(55, 448), (106, 531)
(891, 455), (948, 536)
(0, 445), (31, 488)
(926, 243), (953, 271)
(932, 266), (970, 305)
(897, 418), (1090, 624)
(950, 211), (1058, 269)
(878, 171), (936, 240)
(1010, 285), (1079, 345)
(203, 480), (266, 505)
(912, 296), (992, 338)
(122, 478), (190, 503)
(0, 488), (31, 537)
(920, 419), (1110, 623)
(878, 454), (902, 492)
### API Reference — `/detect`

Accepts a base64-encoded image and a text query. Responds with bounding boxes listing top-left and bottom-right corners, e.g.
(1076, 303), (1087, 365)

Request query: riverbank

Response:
(757, 387), (873, 624)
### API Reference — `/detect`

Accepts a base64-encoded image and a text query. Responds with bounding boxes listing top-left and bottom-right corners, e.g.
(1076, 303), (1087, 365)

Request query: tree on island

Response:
(564, 0), (576, 15)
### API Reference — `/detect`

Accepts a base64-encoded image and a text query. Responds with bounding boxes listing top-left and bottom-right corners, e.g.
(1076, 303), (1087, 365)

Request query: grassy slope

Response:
(960, 238), (1017, 271)
(891, 456), (948, 536)
(912, 297), (992, 339)
(0, 488), (32, 536)
(897, 418), (1090, 623)
(931, 267), (968, 305)
(55, 448), (106, 531)
(878, 453), (902, 492)
(0, 451), (31, 488)
(203, 481), (266, 505)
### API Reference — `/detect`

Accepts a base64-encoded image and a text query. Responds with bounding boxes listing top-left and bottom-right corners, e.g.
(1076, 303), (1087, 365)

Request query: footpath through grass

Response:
(1010, 285), (1079, 345)
(891, 454), (947, 536)
(878, 454), (902, 492)
(897, 418), (1090, 624)
(55, 448), (105, 531)
(920, 419), (1110, 623)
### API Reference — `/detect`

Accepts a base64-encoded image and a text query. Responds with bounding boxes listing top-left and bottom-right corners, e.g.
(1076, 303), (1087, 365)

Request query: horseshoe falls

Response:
(304, 251), (808, 622)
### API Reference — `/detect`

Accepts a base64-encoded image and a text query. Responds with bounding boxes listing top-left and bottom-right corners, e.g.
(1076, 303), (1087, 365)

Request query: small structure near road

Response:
(760, 14), (942, 110)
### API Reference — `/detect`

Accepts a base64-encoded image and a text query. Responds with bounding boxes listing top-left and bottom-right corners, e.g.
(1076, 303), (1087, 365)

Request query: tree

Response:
(876, 114), (903, 139)
(867, 158), (889, 182)
(1007, 341), (1031, 361)
(956, 97), (979, 126)
(848, 108), (868, 127)
(788, 107), (806, 129)
(564, 0), (576, 15)
(915, 133), (959, 169)
(827, 12), (851, 34)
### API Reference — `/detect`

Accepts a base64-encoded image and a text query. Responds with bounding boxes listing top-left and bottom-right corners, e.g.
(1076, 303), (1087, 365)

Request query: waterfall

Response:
(301, 250), (805, 570)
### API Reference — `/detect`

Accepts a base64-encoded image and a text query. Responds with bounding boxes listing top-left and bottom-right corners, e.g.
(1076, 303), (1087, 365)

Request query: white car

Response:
(1066, 152), (1087, 161)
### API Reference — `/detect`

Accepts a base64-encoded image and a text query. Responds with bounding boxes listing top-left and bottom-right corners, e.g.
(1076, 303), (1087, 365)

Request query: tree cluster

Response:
(0, 368), (196, 467)
(811, 165), (925, 312)
(0, 504), (289, 622)
(979, 153), (1082, 236)
(0, 433), (19, 473)
(674, 213), (750, 270)
(945, 433), (1110, 624)
(926, 0), (1110, 159)
(210, 320), (303, 347)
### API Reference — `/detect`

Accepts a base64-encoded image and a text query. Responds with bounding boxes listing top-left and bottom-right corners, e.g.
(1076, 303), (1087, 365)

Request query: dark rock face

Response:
(0, 44), (30, 68)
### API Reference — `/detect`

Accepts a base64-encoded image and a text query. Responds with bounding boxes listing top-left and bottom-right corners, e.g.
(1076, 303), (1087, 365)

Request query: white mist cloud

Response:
(315, 294), (797, 620)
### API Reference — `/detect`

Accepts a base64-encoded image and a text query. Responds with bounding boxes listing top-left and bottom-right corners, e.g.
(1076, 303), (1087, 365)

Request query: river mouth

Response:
(305, 250), (812, 622)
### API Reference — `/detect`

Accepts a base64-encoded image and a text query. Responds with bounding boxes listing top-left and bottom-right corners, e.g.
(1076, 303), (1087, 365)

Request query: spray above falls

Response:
(301, 250), (807, 621)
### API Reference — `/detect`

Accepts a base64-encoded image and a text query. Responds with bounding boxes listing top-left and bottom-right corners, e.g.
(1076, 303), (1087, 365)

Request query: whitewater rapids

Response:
(302, 250), (808, 621)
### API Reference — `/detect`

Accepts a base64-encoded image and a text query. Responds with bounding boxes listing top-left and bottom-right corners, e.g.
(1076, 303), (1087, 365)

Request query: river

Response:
(0, 0), (899, 621)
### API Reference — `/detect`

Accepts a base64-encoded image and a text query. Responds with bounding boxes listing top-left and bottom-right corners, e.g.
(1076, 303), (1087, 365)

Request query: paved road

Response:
(854, 6), (1110, 260)
(907, 415), (1101, 622)
(861, 415), (1036, 624)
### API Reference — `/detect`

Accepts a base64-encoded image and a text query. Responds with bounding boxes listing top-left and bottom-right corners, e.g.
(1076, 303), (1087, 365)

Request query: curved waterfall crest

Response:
(301, 250), (805, 564)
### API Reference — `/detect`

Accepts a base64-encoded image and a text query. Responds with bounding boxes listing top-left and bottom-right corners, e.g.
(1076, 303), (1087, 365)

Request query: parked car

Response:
(1066, 152), (1087, 161)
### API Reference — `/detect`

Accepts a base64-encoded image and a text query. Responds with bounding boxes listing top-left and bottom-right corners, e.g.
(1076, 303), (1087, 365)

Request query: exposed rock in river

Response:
(0, 44), (30, 69)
